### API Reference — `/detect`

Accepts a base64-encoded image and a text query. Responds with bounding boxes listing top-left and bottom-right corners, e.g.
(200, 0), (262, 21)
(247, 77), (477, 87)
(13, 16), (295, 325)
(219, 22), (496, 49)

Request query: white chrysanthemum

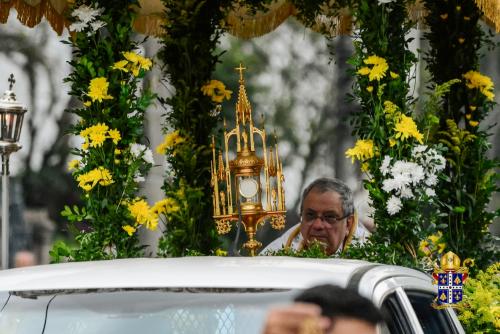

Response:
(382, 178), (398, 193)
(387, 196), (402, 215)
(90, 20), (106, 32)
(425, 188), (436, 197)
(391, 160), (416, 177)
(400, 186), (414, 199)
(424, 174), (438, 187)
(130, 143), (155, 165)
(142, 148), (155, 165)
(410, 165), (425, 185)
(392, 173), (412, 189)
(380, 155), (391, 176)
(72, 5), (104, 24)
(434, 154), (446, 171)
(69, 21), (87, 32)
(134, 173), (145, 183)
(130, 143), (144, 158)
(412, 144), (428, 156)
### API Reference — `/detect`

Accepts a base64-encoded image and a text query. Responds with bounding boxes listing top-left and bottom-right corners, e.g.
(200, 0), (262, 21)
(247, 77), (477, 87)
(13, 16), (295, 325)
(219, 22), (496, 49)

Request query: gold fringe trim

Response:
(133, 13), (165, 37)
(0, 0), (68, 35)
(475, 0), (500, 33)
(407, 0), (428, 26)
(309, 11), (352, 37)
(225, 0), (296, 39)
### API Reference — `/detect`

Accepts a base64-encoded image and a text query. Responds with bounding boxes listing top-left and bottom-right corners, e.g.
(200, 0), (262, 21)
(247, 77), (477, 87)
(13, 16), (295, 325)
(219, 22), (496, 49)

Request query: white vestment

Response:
(260, 222), (369, 255)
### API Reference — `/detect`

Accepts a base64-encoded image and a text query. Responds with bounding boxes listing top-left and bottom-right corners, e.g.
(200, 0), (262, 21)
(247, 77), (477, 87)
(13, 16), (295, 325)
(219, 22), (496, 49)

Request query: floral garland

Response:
(423, 0), (499, 271)
(341, 0), (442, 267)
(51, 1), (157, 261)
(156, 0), (233, 256)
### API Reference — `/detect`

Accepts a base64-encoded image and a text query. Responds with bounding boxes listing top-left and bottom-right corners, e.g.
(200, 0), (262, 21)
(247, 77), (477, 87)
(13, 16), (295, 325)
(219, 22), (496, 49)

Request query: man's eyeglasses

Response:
(302, 212), (350, 225)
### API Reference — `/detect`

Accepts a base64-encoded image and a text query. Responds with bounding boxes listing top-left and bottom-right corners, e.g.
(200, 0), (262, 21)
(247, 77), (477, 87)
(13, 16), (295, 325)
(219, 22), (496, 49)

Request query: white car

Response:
(0, 257), (464, 333)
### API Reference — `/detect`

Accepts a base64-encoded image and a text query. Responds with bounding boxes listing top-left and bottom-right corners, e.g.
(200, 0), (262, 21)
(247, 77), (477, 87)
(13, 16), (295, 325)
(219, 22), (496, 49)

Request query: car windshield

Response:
(0, 288), (295, 334)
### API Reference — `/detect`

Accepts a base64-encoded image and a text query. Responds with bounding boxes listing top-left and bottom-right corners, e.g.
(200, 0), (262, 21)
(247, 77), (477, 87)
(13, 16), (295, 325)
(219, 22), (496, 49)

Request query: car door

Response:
(355, 266), (464, 334)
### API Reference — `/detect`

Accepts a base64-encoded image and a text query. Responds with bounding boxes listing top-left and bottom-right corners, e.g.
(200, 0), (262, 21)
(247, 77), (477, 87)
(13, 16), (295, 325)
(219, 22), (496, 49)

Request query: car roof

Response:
(0, 256), (429, 292)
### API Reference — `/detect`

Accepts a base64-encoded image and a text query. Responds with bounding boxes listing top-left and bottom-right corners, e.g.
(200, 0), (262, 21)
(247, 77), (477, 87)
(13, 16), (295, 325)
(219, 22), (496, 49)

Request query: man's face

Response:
(300, 190), (353, 255)
(328, 318), (377, 334)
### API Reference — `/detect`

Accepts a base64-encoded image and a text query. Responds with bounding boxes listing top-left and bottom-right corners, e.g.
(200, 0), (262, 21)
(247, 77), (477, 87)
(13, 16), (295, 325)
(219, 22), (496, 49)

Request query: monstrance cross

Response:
(235, 63), (246, 82)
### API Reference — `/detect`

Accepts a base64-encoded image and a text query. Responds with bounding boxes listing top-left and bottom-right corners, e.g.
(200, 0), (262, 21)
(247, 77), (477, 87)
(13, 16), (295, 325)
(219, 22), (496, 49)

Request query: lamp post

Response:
(0, 74), (27, 269)
(211, 64), (286, 256)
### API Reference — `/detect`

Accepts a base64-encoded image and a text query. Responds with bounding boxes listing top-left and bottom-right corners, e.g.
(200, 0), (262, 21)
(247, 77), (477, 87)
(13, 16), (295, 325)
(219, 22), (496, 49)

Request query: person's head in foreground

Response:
(300, 178), (355, 255)
(262, 284), (383, 334)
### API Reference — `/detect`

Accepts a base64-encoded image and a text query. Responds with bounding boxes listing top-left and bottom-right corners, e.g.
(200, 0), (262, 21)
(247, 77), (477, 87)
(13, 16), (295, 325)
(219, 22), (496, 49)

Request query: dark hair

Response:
(299, 178), (354, 217)
(294, 284), (383, 326)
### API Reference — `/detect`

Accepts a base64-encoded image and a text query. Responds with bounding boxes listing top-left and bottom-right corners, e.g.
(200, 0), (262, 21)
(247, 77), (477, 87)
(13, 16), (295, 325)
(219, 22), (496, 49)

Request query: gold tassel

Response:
(225, 0), (296, 39)
(475, 0), (500, 33)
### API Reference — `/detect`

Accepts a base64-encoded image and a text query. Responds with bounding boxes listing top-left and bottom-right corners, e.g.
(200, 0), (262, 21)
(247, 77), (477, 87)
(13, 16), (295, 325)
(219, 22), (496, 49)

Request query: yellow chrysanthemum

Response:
(122, 225), (136, 236)
(383, 100), (398, 114)
(201, 80), (232, 103)
(67, 159), (80, 172)
(112, 60), (128, 72)
(88, 77), (113, 102)
(108, 129), (121, 145)
(89, 132), (107, 147)
(419, 240), (431, 256)
(76, 167), (114, 191)
(463, 70), (495, 101)
(80, 123), (110, 148)
(215, 249), (228, 256)
(156, 130), (186, 154)
(124, 51), (141, 63)
(394, 114), (424, 143)
(151, 198), (181, 216)
(363, 55), (389, 81)
(366, 86), (374, 93)
(389, 138), (396, 147)
(345, 139), (375, 163)
(469, 120), (479, 127)
(120, 52), (153, 77)
(357, 67), (371, 76)
(127, 198), (158, 231)
(428, 231), (442, 244)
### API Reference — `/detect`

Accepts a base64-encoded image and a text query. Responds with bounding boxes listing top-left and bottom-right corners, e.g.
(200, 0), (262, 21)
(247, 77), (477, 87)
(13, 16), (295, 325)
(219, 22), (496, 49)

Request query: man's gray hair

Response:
(299, 177), (354, 217)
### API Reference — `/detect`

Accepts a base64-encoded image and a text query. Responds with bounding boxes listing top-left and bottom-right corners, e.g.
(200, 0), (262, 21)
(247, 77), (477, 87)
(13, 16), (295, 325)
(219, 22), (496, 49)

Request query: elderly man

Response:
(262, 178), (367, 255)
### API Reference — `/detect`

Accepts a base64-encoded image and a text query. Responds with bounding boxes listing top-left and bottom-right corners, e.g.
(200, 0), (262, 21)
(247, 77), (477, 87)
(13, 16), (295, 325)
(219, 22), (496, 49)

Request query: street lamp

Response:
(211, 64), (286, 256)
(0, 74), (27, 269)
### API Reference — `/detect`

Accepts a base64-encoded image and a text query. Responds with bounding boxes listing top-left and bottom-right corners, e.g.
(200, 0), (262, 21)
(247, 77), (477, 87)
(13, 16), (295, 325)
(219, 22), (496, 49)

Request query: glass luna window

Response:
(237, 175), (260, 205)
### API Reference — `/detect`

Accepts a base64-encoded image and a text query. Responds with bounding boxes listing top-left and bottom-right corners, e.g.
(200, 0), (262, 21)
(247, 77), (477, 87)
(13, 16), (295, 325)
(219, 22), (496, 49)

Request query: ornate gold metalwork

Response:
(270, 216), (285, 230)
(211, 63), (286, 256)
(215, 219), (232, 235)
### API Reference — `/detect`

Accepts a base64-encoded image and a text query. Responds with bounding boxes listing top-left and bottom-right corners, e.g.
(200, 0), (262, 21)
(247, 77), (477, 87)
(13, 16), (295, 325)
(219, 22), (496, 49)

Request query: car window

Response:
(406, 291), (458, 334)
(380, 292), (413, 334)
(0, 289), (295, 334)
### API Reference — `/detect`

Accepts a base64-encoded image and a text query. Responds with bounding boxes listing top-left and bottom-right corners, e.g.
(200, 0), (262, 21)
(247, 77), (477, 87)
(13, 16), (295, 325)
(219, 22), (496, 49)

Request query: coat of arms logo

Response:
(432, 251), (469, 309)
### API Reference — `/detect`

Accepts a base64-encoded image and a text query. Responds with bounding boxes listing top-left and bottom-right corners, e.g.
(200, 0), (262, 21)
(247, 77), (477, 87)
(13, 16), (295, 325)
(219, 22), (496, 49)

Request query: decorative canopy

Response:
(0, 0), (498, 37)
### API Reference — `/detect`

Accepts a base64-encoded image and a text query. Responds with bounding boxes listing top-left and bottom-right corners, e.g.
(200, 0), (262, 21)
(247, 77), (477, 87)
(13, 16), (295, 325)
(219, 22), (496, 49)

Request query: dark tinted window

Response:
(406, 291), (457, 334)
(380, 292), (413, 334)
